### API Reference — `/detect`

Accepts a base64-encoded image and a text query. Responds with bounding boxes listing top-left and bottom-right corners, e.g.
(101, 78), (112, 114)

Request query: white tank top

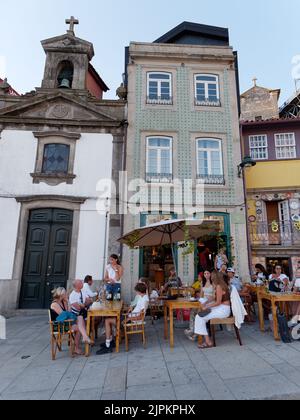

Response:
(106, 264), (122, 284)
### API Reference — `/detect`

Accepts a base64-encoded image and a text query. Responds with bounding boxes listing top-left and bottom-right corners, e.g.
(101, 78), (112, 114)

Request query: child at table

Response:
(96, 283), (149, 355)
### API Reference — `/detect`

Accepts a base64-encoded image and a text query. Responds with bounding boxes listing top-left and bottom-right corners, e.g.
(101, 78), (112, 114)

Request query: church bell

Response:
(58, 78), (71, 89)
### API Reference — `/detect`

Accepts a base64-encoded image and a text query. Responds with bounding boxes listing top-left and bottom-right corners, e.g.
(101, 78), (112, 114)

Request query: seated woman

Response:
(252, 264), (269, 285)
(194, 272), (231, 349)
(185, 271), (215, 341)
(269, 265), (289, 292)
(50, 287), (89, 356)
(97, 283), (149, 355)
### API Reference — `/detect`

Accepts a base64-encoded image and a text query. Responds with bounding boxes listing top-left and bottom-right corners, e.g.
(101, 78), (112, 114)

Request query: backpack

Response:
(277, 309), (292, 343)
(269, 279), (282, 293)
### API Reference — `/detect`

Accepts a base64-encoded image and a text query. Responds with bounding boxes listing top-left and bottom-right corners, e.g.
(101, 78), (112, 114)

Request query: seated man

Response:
(69, 280), (93, 319)
(227, 268), (243, 292)
(83, 275), (98, 299)
(97, 283), (149, 355)
(162, 267), (182, 294)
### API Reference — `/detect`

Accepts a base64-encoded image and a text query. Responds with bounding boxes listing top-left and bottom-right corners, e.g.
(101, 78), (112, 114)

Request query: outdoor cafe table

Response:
(85, 301), (123, 357)
(164, 298), (203, 349)
(257, 289), (300, 341)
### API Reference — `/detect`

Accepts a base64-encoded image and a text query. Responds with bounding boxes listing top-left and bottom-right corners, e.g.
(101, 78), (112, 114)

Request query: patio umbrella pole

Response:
(168, 229), (180, 296)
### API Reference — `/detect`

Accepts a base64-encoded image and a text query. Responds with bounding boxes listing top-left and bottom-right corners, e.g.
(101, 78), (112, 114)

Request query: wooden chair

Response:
(210, 317), (243, 347)
(123, 310), (146, 352)
(149, 299), (164, 325)
(242, 293), (256, 323)
(48, 311), (76, 361)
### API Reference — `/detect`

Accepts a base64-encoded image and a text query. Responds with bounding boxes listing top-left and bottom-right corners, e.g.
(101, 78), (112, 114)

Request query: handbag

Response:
(198, 309), (212, 318)
(277, 309), (292, 343)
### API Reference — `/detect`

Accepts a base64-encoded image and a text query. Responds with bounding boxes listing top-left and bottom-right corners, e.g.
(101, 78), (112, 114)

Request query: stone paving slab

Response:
(1, 314), (300, 400)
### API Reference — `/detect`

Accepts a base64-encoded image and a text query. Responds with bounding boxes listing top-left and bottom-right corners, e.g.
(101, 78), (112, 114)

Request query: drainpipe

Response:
(119, 114), (128, 262)
(102, 199), (110, 280)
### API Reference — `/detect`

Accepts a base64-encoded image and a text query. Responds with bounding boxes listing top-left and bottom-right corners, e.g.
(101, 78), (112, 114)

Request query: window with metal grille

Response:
(146, 137), (173, 183)
(196, 138), (224, 185)
(147, 73), (172, 105)
(195, 74), (220, 106)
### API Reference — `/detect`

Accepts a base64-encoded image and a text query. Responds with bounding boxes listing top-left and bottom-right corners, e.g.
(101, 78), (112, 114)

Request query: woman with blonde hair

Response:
(50, 287), (89, 356)
(194, 271), (231, 349)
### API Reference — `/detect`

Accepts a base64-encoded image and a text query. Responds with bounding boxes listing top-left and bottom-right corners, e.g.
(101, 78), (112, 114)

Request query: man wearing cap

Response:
(227, 268), (243, 292)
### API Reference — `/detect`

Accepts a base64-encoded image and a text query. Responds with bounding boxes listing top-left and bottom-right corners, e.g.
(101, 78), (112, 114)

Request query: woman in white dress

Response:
(195, 272), (231, 349)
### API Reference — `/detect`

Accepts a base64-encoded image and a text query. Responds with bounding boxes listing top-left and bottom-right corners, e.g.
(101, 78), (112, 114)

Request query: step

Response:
(3, 309), (48, 319)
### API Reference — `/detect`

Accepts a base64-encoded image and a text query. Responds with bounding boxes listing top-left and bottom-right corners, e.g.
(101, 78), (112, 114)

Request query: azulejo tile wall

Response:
(133, 65), (236, 207)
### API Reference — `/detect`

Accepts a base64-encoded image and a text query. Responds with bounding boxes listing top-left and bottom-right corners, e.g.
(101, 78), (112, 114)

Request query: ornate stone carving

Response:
(51, 104), (70, 119)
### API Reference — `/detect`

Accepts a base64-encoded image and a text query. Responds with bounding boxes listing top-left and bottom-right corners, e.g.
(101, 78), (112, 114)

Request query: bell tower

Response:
(41, 17), (94, 91)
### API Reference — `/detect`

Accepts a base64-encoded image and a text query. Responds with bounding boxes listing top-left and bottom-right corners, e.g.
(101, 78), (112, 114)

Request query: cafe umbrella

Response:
(118, 218), (220, 276)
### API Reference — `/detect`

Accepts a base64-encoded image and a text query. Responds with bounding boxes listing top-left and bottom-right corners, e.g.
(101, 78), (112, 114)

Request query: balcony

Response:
(249, 221), (300, 247)
(195, 98), (221, 107)
(146, 173), (173, 184)
(146, 96), (173, 105)
(197, 174), (225, 185)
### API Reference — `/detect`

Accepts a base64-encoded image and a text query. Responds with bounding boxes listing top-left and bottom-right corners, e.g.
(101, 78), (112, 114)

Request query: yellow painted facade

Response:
(245, 160), (300, 191)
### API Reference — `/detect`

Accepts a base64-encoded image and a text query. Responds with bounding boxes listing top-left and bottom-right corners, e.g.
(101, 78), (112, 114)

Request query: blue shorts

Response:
(106, 283), (121, 299)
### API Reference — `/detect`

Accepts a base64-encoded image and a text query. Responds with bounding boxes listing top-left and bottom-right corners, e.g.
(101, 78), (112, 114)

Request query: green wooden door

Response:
(19, 209), (73, 309)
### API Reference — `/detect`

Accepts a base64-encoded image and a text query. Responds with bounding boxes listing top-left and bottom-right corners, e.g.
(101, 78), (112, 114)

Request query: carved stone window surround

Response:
(31, 131), (81, 186)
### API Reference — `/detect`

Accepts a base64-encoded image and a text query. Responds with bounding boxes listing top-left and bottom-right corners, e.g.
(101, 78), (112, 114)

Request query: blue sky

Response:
(0, 0), (299, 104)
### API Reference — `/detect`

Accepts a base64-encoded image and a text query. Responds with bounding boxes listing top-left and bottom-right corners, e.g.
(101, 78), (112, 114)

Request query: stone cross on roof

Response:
(253, 77), (258, 87)
(65, 16), (79, 36)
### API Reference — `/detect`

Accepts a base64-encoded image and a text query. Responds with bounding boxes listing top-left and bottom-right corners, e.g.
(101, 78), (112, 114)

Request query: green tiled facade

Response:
(133, 66), (236, 205)
(122, 40), (250, 300)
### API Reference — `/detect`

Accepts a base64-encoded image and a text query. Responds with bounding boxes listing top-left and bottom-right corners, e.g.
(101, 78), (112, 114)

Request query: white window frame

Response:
(249, 134), (268, 160)
(147, 72), (173, 105)
(275, 133), (296, 160)
(196, 138), (224, 184)
(146, 136), (173, 183)
(194, 74), (220, 106)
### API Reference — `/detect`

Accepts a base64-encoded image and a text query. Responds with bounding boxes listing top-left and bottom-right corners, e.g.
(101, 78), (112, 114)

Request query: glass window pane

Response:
(158, 138), (171, 148)
(148, 149), (158, 173)
(42, 144), (69, 174)
(196, 75), (217, 82)
(160, 149), (171, 173)
(149, 73), (171, 80)
(148, 138), (159, 147)
(198, 140), (220, 149)
(198, 151), (209, 175)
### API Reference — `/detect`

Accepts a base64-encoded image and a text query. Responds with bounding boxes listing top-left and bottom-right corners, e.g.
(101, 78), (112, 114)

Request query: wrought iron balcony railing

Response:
(197, 174), (225, 185)
(146, 173), (173, 183)
(195, 98), (221, 107)
(146, 96), (173, 105)
(249, 221), (300, 246)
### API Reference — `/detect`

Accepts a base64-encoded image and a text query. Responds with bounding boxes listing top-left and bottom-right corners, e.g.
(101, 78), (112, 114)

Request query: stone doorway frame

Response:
(13, 195), (87, 309)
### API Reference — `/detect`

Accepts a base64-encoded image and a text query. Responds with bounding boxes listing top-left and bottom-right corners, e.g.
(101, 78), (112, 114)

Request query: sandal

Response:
(198, 343), (214, 349)
(74, 350), (84, 356)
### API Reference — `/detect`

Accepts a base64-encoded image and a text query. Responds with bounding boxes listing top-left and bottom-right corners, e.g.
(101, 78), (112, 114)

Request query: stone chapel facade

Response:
(0, 20), (126, 311)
